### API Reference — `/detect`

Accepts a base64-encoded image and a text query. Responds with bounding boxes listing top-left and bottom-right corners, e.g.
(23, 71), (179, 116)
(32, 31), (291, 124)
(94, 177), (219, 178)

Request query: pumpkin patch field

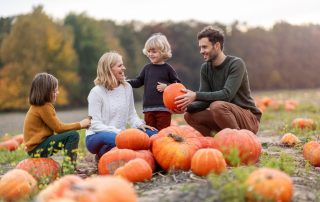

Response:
(1, 89), (320, 202)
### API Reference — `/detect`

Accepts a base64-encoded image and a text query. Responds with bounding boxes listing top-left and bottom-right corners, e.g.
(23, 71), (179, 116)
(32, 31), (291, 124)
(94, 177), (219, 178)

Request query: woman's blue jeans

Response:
(86, 128), (157, 159)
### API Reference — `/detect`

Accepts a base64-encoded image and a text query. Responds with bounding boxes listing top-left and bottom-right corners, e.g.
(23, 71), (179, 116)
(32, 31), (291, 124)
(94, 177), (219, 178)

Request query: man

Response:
(175, 25), (261, 136)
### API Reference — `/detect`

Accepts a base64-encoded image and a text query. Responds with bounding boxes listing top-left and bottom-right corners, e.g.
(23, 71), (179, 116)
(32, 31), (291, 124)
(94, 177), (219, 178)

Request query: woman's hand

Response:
(80, 117), (91, 129)
(138, 124), (157, 132)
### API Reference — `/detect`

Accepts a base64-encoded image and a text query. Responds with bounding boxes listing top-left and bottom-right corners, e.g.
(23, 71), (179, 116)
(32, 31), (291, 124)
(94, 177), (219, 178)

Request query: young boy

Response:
(128, 33), (181, 130)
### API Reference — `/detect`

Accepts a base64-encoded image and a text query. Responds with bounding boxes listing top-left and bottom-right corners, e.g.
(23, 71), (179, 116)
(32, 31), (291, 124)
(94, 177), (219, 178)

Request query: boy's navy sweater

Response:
(128, 63), (181, 112)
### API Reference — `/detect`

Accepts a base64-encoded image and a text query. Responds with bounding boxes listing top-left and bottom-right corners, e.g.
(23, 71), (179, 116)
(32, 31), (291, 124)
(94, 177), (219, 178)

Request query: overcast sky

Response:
(1, 0), (320, 28)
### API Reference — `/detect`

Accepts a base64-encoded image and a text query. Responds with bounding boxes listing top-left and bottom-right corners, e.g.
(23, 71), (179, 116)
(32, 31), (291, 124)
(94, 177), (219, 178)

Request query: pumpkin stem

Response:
(266, 174), (273, 180)
(168, 133), (183, 142)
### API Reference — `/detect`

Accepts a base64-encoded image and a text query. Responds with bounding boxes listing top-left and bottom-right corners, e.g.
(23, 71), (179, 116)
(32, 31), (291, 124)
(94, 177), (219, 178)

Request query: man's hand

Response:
(175, 89), (196, 111)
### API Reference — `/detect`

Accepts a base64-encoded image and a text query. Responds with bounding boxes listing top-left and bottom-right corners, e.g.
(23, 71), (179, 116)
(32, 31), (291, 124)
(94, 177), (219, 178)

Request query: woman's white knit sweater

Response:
(86, 83), (144, 136)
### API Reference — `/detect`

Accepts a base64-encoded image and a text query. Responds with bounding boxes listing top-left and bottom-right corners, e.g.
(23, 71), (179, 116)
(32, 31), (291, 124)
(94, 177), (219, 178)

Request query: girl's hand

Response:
(80, 117), (91, 129)
(156, 82), (167, 92)
(138, 124), (157, 132)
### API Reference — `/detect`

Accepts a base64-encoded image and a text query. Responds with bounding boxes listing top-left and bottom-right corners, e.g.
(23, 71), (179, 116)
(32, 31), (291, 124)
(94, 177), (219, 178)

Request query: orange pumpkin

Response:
(292, 118), (316, 130)
(191, 148), (226, 176)
(280, 133), (300, 146)
(163, 83), (186, 111)
(150, 125), (201, 148)
(98, 148), (155, 175)
(38, 175), (137, 202)
(116, 128), (150, 150)
(0, 169), (37, 201)
(152, 126), (202, 171)
(212, 128), (262, 166)
(114, 158), (152, 182)
(303, 141), (320, 166)
(246, 168), (293, 202)
(179, 124), (203, 137)
(179, 125), (216, 148)
(16, 158), (60, 183)
(37, 175), (83, 202)
(284, 100), (298, 111)
(62, 176), (137, 202)
(198, 136), (216, 148)
(135, 150), (156, 171)
(0, 139), (19, 151)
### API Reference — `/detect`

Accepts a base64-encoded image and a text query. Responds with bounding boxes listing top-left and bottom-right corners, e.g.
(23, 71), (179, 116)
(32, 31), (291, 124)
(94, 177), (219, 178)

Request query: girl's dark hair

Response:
(29, 72), (58, 106)
(197, 25), (225, 50)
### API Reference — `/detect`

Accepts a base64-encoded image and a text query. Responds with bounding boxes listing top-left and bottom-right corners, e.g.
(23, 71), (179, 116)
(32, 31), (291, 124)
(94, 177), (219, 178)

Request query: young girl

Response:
(23, 73), (91, 172)
(128, 33), (181, 130)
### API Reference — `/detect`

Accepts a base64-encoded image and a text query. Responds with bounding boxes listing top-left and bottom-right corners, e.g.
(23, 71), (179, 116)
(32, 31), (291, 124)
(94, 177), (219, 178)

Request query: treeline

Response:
(0, 6), (320, 111)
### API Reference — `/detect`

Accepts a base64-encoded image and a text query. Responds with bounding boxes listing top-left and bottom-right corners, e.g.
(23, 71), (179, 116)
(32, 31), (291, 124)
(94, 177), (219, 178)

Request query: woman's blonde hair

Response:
(142, 33), (172, 60)
(94, 51), (125, 90)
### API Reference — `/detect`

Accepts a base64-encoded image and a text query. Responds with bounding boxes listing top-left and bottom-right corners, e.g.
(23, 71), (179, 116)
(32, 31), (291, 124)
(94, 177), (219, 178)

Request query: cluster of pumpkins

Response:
(255, 96), (299, 112)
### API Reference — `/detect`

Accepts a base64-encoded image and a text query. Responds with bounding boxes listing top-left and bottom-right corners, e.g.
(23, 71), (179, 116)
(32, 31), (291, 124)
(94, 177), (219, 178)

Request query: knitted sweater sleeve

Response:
(39, 103), (81, 133)
(127, 66), (146, 88)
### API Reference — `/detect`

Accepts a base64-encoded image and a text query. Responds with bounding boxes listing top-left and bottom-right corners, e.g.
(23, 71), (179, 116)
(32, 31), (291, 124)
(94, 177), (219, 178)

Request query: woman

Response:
(86, 51), (157, 161)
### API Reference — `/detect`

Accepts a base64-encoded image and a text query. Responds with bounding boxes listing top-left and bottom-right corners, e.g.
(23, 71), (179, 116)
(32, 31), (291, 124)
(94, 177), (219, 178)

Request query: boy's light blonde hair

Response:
(142, 33), (172, 60)
(94, 51), (125, 90)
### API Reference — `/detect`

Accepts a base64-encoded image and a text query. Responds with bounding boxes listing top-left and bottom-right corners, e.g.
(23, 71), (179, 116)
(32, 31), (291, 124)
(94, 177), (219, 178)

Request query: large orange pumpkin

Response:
(150, 125), (201, 148)
(116, 128), (150, 150)
(16, 158), (60, 183)
(179, 125), (203, 137)
(280, 133), (300, 147)
(37, 175), (83, 202)
(163, 83), (186, 111)
(152, 126), (202, 171)
(0, 169), (37, 201)
(135, 150), (156, 171)
(191, 148), (226, 176)
(38, 175), (137, 202)
(98, 148), (155, 175)
(179, 125), (216, 148)
(114, 158), (152, 182)
(212, 128), (262, 166)
(246, 168), (293, 202)
(62, 176), (137, 202)
(303, 141), (320, 167)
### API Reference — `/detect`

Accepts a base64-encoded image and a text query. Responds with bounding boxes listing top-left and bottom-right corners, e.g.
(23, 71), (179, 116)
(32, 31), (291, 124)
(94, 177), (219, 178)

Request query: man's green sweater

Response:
(187, 55), (262, 121)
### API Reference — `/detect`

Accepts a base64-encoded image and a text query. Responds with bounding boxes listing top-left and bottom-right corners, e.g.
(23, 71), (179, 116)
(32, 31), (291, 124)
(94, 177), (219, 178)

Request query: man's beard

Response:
(208, 52), (218, 62)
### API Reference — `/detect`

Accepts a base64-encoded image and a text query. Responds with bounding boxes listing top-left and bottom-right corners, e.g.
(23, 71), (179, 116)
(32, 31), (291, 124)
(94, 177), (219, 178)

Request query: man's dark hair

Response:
(29, 72), (58, 106)
(197, 26), (225, 50)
